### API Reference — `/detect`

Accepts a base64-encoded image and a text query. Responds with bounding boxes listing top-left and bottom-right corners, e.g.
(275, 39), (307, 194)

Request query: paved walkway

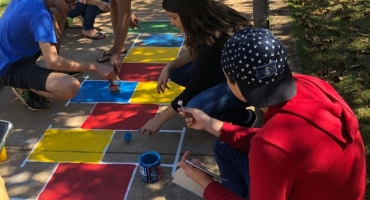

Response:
(0, 0), (296, 199)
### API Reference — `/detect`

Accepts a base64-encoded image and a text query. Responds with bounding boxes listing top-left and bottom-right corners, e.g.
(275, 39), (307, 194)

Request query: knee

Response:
(187, 96), (208, 112)
(62, 78), (80, 99)
(213, 138), (223, 158)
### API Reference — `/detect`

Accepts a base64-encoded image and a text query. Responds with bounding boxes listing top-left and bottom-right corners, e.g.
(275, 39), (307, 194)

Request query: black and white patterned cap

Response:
(222, 28), (296, 107)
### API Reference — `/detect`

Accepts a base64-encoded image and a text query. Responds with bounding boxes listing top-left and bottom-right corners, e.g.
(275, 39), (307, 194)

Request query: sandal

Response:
(96, 50), (128, 63)
(82, 31), (106, 40)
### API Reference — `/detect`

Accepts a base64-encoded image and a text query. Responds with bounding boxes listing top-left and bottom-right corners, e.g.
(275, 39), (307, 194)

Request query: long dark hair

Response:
(163, 0), (253, 58)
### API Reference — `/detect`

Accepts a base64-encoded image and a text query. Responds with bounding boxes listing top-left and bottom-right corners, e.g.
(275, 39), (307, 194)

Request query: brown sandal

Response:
(96, 50), (128, 63)
(81, 31), (106, 40)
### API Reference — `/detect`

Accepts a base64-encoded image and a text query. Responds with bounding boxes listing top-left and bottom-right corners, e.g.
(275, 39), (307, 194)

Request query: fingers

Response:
(108, 70), (115, 80)
(110, 60), (121, 74)
(156, 82), (164, 93)
(134, 19), (141, 29)
(178, 151), (190, 168)
(113, 64), (120, 74)
(139, 126), (156, 136)
(139, 127), (145, 135)
(179, 108), (192, 117)
(156, 82), (169, 94)
(157, 86), (164, 94)
(191, 159), (202, 166)
(161, 78), (170, 92)
(181, 151), (191, 163)
(104, 3), (110, 12)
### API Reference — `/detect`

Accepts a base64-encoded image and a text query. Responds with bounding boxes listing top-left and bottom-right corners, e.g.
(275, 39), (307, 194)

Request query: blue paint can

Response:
(138, 151), (162, 183)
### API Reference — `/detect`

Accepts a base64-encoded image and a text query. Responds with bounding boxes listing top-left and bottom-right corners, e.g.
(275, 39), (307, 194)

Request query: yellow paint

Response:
(123, 47), (180, 63)
(29, 151), (103, 163)
(28, 129), (113, 163)
(130, 81), (184, 104)
(0, 147), (7, 162)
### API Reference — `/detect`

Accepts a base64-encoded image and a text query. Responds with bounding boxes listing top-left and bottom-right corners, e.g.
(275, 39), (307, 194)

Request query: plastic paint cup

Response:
(0, 120), (12, 162)
(0, 147), (7, 162)
(138, 151), (162, 183)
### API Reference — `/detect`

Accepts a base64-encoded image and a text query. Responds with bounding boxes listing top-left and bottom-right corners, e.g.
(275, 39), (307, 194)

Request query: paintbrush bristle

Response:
(109, 85), (120, 92)
(109, 80), (120, 92)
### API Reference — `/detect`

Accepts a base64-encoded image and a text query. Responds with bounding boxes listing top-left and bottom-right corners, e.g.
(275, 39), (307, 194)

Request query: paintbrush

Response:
(109, 79), (120, 92)
(109, 65), (120, 92)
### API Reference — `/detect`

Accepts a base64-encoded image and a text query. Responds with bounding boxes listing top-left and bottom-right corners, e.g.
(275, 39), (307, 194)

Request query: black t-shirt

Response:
(171, 44), (225, 111)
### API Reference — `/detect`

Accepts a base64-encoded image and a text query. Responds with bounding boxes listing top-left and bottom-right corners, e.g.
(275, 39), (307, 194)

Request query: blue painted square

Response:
(70, 81), (138, 103)
(135, 33), (184, 47)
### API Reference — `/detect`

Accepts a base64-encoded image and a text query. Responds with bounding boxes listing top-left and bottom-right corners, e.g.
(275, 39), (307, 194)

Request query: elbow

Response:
(44, 56), (61, 71)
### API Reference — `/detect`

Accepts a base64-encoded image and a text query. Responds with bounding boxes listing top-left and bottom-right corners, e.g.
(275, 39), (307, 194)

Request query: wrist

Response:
(85, 62), (97, 72)
(164, 63), (174, 71)
(206, 118), (223, 137)
(199, 179), (215, 190)
(156, 113), (167, 124)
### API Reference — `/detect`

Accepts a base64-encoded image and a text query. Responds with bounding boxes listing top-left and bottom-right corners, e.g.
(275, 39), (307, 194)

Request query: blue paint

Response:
(124, 132), (132, 142)
(70, 81), (138, 103)
(137, 34), (184, 47)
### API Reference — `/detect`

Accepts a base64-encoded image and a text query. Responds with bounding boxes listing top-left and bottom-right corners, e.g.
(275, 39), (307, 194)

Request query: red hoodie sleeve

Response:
(249, 137), (297, 200)
(219, 122), (260, 152)
(204, 181), (244, 200)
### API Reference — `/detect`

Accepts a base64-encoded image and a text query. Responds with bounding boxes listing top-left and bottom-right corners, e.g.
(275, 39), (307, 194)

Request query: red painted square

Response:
(81, 103), (159, 130)
(118, 63), (164, 81)
(38, 163), (137, 200)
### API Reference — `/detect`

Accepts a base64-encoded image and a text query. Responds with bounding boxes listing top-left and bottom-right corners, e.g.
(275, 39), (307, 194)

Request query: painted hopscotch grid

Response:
(81, 104), (160, 130)
(68, 80), (184, 104)
(123, 47), (181, 64)
(20, 126), (186, 177)
(102, 127), (186, 175)
(117, 63), (164, 82)
(22, 128), (114, 165)
(134, 33), (184, 47)
(14, 21), (190, 200)
(129, 81), (184, 104)
(68, 80), (138, 104)
(37, 163), (137, 200)
(128, 21), (181, 34)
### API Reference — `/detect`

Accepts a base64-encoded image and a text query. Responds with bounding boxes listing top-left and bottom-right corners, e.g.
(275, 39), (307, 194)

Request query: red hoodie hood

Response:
(266, 74), (359, 145)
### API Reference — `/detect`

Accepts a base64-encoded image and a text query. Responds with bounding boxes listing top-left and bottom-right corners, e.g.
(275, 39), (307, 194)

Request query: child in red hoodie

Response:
(178, 27), (366, 200)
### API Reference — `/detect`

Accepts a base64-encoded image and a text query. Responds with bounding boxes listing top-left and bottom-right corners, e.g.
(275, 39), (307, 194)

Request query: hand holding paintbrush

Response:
(109, 65), (120, 92)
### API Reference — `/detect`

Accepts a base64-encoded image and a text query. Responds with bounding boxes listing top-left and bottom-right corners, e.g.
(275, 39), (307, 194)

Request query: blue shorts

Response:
(0, 50), (53, 91)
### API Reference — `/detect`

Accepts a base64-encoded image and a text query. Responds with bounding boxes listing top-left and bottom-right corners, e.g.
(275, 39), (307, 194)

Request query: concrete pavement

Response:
(0, 0), (296, 199)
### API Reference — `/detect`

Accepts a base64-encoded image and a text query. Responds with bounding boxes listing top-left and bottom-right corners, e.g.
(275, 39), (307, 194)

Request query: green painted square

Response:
(129, 21), (180, 33)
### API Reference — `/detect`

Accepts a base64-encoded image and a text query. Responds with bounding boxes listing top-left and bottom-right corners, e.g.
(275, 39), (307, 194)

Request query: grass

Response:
(0, 0), (369, 197)
(287, 0), (370, 198)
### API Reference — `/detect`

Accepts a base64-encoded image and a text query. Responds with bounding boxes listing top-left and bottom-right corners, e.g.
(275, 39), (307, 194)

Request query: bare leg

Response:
(101, 0), (129, 55)
(111, 0), (131, 55)
(31, 72), (80, 100)
(50, 7), (67, 54)
(110, 0), (119, 38)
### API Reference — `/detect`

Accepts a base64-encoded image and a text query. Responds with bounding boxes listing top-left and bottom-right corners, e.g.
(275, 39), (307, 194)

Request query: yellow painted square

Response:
(123, 47), (180, 63)
(130, 81), (184, 104)
(28, 129), (113, 163)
